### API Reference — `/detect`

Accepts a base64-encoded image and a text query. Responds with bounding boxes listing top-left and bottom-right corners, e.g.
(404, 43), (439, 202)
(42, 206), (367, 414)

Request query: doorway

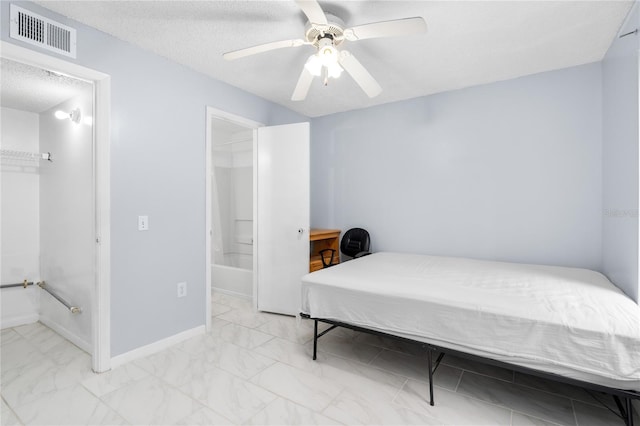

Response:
(209, 117), (257, 297)
(0, 41), (111, 373)
(205, 107), (262, 329)
(206, 107), (310, 327)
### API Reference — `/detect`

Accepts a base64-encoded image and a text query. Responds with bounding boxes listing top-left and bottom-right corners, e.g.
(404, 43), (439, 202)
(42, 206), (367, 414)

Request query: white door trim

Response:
(205, 107), (263, 330)
(1, 41), (112, 373)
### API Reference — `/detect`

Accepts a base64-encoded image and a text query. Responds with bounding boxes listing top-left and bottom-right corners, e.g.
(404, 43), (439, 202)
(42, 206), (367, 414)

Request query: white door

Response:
(256, 122), (310, 315)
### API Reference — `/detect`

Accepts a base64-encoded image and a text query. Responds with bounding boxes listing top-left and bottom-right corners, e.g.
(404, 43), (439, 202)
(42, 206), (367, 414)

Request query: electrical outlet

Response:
(138, 215), (149, 231)
(177, 282), (187, 298)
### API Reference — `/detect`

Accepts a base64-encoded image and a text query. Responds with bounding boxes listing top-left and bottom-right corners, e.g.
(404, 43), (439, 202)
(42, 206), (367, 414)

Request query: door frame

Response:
(205, 107), (263, 331)
(1, 41), (112, 373)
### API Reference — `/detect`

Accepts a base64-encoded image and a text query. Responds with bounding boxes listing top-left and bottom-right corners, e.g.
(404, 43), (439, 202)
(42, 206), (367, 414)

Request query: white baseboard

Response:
(0, 313), (39, 330)
(110, 325), (206, 369)
(212, 287), (251, 300)
(38, 316), (92, 353)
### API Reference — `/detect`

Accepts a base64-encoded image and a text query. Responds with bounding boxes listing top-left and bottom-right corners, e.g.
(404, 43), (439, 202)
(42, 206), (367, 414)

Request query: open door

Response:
(256, 122), (310, 315)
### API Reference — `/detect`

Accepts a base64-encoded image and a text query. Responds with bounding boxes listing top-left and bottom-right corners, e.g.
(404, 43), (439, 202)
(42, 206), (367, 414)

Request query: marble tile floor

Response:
(1, 292), (638, 425)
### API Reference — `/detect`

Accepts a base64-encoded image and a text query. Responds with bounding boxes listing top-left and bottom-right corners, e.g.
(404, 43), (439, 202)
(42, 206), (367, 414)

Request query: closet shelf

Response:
(1, 149), (52, 163)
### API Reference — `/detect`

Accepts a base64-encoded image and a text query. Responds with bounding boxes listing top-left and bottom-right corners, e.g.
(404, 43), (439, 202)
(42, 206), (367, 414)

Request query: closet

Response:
(0, 58), (94, 352)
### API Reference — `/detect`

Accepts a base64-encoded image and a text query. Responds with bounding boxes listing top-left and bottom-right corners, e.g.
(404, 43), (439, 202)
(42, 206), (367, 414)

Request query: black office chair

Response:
(319, 227), (371, 268)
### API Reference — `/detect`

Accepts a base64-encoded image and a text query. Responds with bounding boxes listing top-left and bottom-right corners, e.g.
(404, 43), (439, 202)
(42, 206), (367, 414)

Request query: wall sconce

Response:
(54, 107), (81, 124)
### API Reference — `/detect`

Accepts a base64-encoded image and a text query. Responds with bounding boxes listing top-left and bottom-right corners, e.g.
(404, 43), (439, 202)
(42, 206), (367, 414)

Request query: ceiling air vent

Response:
(9, 5), (77, 58)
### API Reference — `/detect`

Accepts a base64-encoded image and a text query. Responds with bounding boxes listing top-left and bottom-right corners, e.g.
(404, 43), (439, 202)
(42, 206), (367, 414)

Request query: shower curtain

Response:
(211, 166), (225, 265)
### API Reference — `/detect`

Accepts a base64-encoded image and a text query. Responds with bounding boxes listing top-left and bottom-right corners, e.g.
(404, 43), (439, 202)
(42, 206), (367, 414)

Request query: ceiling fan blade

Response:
(294, 0), (328, 26)
(291, 67), (314, 101)
(343, 17), (427, 41)
(338, 50), (382, 98)
(223, 39), (306, 61)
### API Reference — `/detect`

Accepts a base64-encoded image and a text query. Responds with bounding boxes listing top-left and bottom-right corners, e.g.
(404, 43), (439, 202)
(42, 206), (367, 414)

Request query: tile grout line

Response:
(102, 360), (233, 425)
(506, 378), (605, 410)
(462, 369), (589, 406)
(1, 394), (26, 426)
(394, 377), (514, 424)
(314, 346), (412, 387)
(454, 369), (464, 393)
(455, 371), (578, 425)
(391, 377), (410, 404)
(317, 386), (345, 418)
(454, 367), (513, 384)
(249, 360), (343, 422)
(95, 379), (140, 425)
(511, 408), (566, 426)
(243, 396), (280, 425)
(571, 399), (579, 426)
(366, 347), (385, 366)
(249, 358), (349, 425)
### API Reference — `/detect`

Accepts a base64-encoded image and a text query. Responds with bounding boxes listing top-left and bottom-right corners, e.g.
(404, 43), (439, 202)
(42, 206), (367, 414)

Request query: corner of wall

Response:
(601, 0), (640, 303)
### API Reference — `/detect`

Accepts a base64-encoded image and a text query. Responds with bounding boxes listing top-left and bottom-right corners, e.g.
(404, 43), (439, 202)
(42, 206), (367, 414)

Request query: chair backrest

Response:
(340, 228), (371, 258)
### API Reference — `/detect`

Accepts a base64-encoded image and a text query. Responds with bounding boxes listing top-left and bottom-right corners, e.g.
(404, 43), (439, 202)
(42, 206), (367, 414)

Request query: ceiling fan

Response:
(223, 0), (427, 101)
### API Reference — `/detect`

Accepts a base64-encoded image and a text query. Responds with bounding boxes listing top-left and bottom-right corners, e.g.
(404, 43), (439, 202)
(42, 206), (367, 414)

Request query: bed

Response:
(300, 252), (640, 425)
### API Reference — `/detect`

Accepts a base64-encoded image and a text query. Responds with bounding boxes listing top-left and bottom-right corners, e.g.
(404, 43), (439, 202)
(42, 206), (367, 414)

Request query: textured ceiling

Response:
(1, 58), (91, 113)
(34, 1), (634, 117)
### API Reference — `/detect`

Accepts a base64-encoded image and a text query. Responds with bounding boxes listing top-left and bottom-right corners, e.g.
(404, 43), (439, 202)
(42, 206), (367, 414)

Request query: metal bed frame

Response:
(301, 313), (639, 426)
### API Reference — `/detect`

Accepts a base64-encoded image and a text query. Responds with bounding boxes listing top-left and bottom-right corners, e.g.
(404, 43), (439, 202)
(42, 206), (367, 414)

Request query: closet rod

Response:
(37, 282), (82, 314)
(0, 280), (34, 289)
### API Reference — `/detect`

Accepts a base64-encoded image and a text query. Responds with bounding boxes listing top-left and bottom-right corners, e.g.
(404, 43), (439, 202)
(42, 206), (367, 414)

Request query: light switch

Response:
(138, 215), (149, 231)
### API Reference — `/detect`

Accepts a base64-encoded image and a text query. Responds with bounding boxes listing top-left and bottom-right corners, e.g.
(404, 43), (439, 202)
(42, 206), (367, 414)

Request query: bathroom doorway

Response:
(205, 107), (261, 328)
(210, 118), (256, 297)
(205, 107), (310, 325)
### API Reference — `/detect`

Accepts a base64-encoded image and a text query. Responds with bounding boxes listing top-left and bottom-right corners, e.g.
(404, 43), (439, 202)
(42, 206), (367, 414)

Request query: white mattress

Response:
(301, 252), (640, 391)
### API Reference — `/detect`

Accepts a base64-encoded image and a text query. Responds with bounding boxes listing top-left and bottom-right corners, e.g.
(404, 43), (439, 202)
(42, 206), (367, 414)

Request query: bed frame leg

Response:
(427, 347), (435, 406)
(614, 396), (635, 426)
(313, 320), (318, 361)
(625, 397), (634, 426)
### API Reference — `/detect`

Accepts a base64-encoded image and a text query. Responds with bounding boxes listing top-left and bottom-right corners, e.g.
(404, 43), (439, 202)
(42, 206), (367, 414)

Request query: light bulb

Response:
(54, 108), (82, 124)
(327, 63), (343, 79)
(69, 108), (82, 124)
(304, 54), (322, 76)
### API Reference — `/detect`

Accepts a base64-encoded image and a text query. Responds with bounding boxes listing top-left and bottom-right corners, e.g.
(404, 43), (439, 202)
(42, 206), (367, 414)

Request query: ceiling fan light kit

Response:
(317, 37), (338, 66)
(223, 0), (427, 101)
(305, 36), (344, 84)
(304, 53), (342, 78)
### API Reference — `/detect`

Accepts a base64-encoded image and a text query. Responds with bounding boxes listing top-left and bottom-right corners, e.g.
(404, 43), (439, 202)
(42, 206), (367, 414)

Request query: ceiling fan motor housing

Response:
(305, 13), (345, 47)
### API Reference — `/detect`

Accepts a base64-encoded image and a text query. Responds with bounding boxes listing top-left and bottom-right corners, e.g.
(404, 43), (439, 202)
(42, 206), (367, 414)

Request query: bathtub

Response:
(211, 253), (253, 298)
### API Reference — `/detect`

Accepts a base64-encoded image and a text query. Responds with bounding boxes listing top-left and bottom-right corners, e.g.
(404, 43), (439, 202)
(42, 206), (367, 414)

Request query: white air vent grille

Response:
(10, 5), (76, 58)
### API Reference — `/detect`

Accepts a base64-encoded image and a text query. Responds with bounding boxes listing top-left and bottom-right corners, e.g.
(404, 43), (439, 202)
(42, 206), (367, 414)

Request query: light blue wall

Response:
(602, 3), (640, 303)
(1, 1), (306, 355)
(311, 63), (603, 270)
